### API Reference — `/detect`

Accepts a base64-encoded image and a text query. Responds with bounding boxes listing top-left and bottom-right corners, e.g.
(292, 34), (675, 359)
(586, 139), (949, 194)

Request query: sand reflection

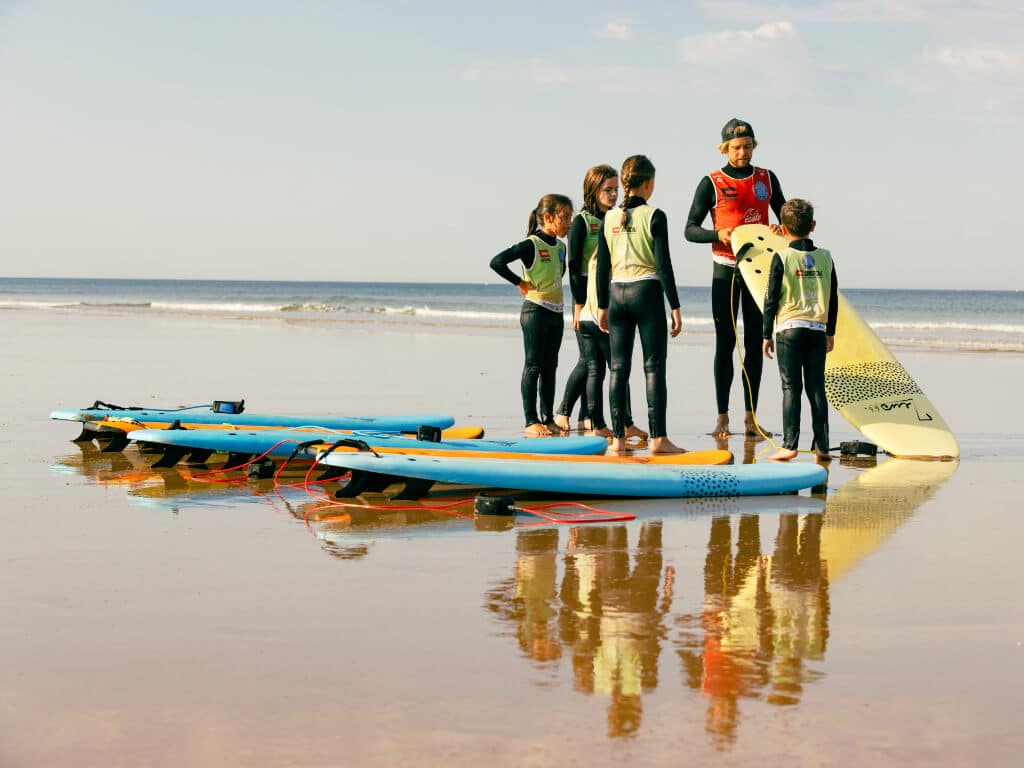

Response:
(484, 458), (957, 744)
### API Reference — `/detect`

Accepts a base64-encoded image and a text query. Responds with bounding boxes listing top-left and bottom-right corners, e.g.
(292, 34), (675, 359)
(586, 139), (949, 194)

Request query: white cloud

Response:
(887, 43), (1023, 114)
(924, 45), (1020, 75)
(594, 21), (633, 40)
(679, 20), (796, 63)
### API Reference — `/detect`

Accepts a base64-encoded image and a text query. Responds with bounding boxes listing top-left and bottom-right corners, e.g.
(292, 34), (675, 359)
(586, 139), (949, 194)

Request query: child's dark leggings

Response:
(712, 262), (764, 414)
(775, 327), (829, 451)
(608, 280), (668, 439)
(520, 301), (563, 426)
(578, 319), (633, 431)
(556, 328), (590, 422)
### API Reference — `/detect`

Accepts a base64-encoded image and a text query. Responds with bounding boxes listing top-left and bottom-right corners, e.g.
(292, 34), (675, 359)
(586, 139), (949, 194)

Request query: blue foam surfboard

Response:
(318, 452), (827, 498)
(50, 405), (455, 432)
(128, 427), (612, 457)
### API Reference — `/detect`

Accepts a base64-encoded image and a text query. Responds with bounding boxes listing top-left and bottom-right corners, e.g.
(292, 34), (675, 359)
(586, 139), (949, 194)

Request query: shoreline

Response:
(3, 304), (1021, 355)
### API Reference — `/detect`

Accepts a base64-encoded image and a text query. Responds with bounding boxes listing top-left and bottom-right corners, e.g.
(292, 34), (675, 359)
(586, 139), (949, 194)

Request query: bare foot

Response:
(525, 422), (552, 438)
(553, 414), (570, 433)
(815, 450), (833, 462)
(651, 437), (687, 455)
(546, 420), (569, 436)
(767, 448), (798, 461)
(624, 424), (649, 441)
(580, 418), (593, 432)
(710, 415), (731, 438)
(744, 413), (769, 438)
(587, 426), (614, 438)
(607, 438), (631, 455)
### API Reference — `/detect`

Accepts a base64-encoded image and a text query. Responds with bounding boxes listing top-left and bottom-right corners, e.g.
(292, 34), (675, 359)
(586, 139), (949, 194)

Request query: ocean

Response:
(1, 277), (1020, 353)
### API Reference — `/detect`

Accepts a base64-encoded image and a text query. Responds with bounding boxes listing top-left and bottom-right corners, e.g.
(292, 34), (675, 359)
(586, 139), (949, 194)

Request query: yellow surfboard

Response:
(732, 224), (958, 460)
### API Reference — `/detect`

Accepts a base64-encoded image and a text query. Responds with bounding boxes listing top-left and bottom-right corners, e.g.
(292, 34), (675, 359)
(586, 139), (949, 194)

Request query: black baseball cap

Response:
(721, 118), (755, 142)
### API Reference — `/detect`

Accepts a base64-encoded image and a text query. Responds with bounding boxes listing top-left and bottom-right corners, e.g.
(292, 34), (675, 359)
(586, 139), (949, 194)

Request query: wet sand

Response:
(2, 306), (1023, 766)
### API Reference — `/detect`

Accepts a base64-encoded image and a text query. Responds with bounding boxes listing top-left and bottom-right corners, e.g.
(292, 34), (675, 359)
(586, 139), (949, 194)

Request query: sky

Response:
(1, 0), (1021, 289)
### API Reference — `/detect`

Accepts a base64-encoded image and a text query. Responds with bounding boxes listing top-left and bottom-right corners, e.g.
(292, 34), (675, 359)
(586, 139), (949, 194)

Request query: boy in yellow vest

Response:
(761, 199), (838, 461)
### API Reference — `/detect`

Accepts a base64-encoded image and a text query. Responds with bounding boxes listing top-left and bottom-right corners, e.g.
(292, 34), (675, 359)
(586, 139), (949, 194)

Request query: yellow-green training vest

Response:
(573, 210), (603, 279)
(603, 205), (657, 281)
(575, 210), (603, 322)
(774, 246), (833, 332)
(523, 234), (565, 312)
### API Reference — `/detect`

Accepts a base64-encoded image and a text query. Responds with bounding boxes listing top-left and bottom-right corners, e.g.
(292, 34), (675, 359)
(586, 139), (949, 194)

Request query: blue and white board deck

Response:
(128, 427), (612, 457)
(50, 405), (455, 432)
(318, 452), (827, 498)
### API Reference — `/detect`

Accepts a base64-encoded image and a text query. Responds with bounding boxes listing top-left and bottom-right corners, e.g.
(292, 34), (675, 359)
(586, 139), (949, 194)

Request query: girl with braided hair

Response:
(558, 164), (647, 440)
(596, 156), (686, 455)
(490, 194), (573, 437)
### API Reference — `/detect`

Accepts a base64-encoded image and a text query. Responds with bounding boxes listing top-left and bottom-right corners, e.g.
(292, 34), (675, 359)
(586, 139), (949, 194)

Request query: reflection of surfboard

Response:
(731, 225), (959, 459)
(819, 458), (958, 582)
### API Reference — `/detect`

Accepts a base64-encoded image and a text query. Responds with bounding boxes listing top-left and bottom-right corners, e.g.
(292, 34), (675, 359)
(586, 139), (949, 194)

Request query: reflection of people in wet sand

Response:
(677, 513), (828, 746)
(485, 523), (675, 738)
(484, 529), (563, 663)
(561, 522), (674, 737)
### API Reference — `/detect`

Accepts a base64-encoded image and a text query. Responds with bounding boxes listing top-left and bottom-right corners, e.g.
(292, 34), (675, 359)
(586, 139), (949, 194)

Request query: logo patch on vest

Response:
(589, 222), (600, 233)
(538, 249), (550, 261)
(802, 253), (815, 269)
(754, 180), (769, 200)
(742, 208), (763, 224)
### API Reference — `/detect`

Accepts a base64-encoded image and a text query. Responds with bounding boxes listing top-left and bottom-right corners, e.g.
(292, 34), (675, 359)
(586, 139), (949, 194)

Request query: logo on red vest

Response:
(742, 208), (763, 224)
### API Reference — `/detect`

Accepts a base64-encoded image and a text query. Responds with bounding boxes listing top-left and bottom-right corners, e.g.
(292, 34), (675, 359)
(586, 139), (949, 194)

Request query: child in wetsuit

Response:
(596, 155), (685, 455)
(761, 199), (838, 461)
(490, 194), (572, 437)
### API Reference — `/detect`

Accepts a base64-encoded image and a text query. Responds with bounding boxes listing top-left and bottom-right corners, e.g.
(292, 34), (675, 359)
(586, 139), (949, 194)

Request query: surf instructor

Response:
(684, 118), (786, 439)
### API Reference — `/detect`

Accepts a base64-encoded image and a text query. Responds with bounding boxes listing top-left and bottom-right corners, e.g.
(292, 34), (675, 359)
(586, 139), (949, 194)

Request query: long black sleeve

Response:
(489, 240), (533, 286)
(490, 232), (564, 288)
(826, 264), (838, 337)
(651, 209), (680, 310)
(684, 176), (719, 244)
(567, 214), (589, 306)
(768, 170), (785, 221)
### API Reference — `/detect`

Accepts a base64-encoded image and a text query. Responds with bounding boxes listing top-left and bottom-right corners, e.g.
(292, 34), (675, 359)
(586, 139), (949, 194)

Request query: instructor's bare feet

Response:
(580, 418), (593, 432)
(625, 424), (649, 441)
(651, 437), (687, 455)
(588, 426), (614, 439)
(767, 448), (798, 462)
(525, 422), (552, 438)
(710, 415), (731, 438)
(553, 414), (571, 433)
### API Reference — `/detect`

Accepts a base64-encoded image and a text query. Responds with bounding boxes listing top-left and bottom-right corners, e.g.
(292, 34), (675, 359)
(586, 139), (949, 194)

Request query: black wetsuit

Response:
(556, 213), (593, 424)
(490, 232), (565, 427)
(684, 165), (784, 415)
(596, 197), (681, 438)
(762, 238), (839, 451)
(559, 212), (637, 431)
